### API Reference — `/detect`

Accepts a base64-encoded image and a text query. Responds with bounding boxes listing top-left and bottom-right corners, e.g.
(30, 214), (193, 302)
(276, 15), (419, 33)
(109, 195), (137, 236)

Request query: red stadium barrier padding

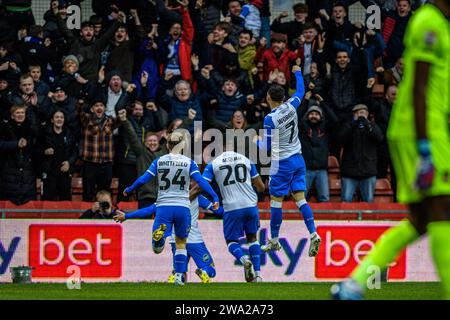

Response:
(0, 201), (409, 220)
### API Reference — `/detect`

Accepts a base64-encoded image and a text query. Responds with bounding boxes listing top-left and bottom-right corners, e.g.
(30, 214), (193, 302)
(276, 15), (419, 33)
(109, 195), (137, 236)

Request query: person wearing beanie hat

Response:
(54, 55), (95, 100)
(298, 95), (339, 203)
(306, 105), (323, 118)
(48, 81), (80, 138)
(63, 54), (79, 69)
(270, 32), (287, 43)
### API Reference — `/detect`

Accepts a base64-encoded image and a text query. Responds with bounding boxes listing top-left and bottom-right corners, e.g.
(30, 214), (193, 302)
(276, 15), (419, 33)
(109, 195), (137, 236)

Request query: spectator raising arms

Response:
(77, 98), (128, 201)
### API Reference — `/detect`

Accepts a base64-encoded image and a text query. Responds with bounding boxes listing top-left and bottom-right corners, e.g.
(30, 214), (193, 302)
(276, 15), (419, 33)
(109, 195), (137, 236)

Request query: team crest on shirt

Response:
(424, 31), (437, 47)
(202, 254), (210, 262)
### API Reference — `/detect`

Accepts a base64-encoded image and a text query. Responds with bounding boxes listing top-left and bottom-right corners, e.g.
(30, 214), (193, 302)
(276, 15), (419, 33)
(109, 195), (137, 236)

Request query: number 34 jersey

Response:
(147, 153), (200, 208)
(203, 151), (259, 212)
(264, 97), (302, 161)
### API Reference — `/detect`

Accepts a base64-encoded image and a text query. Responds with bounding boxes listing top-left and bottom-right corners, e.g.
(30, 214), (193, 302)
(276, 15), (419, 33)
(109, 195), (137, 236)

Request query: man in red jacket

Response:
(257, 32), (300, 84)
(161, 0), (194, 83)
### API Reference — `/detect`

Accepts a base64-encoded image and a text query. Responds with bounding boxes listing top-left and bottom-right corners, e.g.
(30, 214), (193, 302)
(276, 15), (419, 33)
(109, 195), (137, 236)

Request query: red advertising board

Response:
(315, 226), (406, 279)
(28, 224), (122, 278)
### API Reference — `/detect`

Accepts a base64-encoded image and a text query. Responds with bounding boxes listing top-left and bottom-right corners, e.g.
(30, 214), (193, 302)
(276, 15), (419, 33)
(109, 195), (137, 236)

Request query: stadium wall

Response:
(0, 220), (438, 283)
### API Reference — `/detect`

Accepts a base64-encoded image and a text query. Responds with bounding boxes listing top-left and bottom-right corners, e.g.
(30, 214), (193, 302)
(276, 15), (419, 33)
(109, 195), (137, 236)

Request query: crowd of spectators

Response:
(0, 0), (425, 206)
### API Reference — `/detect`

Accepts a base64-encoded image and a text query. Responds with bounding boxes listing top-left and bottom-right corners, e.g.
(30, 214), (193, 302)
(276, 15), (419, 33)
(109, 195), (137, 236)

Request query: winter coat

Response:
(105, 24), (146, 82)
(18, 36), (57, 77)
(160, 7), (194, 82)
(237, 44), (257, 88)
(8, 91), (52, 126)
(329, 64), (365, 121)
(53, 72), (95, 100)
(38, 125), (78, 176)
(132, 38), (167, 101)
(0, 119), (38, 205)
(298, 101), (339, 170)
(258, 47), (299, 83)
(270, 19), (306, 51)
(47, 96), (81, 139)
(337, 118), (384, 179)
(157, 81), (203, 134)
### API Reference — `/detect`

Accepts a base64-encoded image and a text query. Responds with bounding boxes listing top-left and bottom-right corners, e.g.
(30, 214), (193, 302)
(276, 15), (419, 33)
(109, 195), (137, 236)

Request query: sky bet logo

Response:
(0, 237), (21, 275)
(235, 228), (307, 275)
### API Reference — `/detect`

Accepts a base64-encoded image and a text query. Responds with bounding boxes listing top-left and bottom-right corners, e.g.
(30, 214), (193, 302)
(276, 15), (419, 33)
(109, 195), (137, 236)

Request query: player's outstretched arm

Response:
(290, 65), (305, 109)
(190, 161), (220, 208)
(198, 195), (224, 216)
(123, 158), (158, 196)
(114, 204), (156, 222)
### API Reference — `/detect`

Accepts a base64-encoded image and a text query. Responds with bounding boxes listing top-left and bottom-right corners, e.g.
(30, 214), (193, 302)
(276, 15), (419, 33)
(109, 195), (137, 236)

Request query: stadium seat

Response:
(374, 178), (394, 203)
(72, 177), (83, 201)
(372, 83), (385, 98)
(35, 179), (42, 200)
(328, 156), (340, 180)
(328, 178), (341, 202)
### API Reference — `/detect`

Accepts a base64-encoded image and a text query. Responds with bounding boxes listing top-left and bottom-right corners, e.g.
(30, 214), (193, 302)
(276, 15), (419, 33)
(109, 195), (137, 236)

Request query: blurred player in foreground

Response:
(332, 1), (450, 300)
(123, 132), (220, 286)
(255, 66), (321, 256)
(202, 140), (265, 282)
(114, 191), (223, 283)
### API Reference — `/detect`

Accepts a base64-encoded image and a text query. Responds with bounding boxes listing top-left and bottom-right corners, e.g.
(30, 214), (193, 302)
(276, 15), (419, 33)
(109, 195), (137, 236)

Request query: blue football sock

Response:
(249, 241), (261, 272)
(227, 242), (245, 262)
(174, 249), (188, 273)
(202, 265), (216, 278)
(270, 200), (283, 239)
(297, 199), (316, 234)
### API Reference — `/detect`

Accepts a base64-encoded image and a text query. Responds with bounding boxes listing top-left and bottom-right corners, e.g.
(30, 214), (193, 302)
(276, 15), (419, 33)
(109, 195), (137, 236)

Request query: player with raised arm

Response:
(332, 1), (450, 300)
(202, 140), (266, 282)
(122, 132), (219, 286)
(114, 192), (223, 284)
(255, 65), (321, 256)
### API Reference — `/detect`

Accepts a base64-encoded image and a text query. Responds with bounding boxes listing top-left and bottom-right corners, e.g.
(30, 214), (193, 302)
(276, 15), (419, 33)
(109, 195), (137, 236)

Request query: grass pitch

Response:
(0, 282), (442, 300)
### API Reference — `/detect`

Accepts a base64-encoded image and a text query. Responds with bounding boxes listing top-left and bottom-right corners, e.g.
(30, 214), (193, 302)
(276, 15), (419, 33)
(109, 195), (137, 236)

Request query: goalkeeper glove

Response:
(415, 139), (435, 191)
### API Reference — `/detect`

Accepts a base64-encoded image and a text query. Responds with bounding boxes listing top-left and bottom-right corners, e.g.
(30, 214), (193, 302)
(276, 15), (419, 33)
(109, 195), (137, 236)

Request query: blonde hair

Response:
(167, 131), (185, 151)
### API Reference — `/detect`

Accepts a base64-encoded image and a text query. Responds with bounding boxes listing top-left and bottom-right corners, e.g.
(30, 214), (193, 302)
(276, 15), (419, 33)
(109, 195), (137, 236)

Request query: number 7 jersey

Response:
(203, 151), (260, 212)
(147, 153), (200, 208)
(264, 96), (302, 161)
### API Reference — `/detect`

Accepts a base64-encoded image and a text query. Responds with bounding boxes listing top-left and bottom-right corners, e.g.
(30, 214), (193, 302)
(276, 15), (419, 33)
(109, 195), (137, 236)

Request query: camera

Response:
(99, 201), (110, 211)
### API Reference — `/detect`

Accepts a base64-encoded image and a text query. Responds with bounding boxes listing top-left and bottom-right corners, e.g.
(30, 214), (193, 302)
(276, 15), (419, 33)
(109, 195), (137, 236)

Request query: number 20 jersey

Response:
(264, 97), (302, 161)
(203, 151), (259, 212)
(147, 153), (199, 208)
